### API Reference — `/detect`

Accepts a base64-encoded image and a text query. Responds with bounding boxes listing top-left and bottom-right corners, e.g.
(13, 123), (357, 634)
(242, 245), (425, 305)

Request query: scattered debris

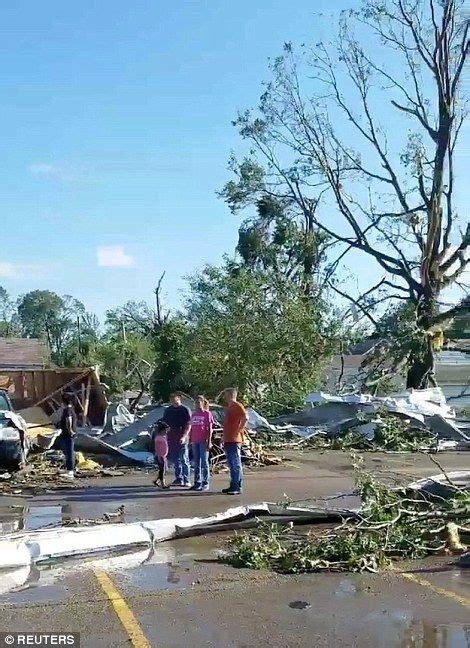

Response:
(1, 386), (467, 489)
(225, 464), (470, 573)
(61, 505), (126, 527)
(0, 452), (132, 494)
(0, 502), (354, 568)
(75, 451), (101, 472)
(253, 388), (469, 453)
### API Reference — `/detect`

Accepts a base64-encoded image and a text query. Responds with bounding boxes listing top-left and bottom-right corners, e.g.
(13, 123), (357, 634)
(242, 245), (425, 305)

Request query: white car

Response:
(0, 390), (29, 469)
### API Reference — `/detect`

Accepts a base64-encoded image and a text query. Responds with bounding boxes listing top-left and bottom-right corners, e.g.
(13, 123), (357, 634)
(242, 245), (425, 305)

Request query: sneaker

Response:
(171, 479), (183, 486)
(201, 484), (210, 492)
(226, 489), (241, 495)
(189, 484), (201, 491)
(221, 487), (232, 494)
(65, 471), (74, 480)
(182, 481), (191, 488)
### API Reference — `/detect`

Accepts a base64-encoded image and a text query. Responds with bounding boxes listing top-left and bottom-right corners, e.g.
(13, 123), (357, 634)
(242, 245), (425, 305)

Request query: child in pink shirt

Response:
(153, 420), (170, 489)
(189, 396), (214, 491)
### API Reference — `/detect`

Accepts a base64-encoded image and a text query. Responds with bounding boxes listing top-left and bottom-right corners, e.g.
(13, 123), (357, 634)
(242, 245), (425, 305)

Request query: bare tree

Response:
(222, 0), (469, 389)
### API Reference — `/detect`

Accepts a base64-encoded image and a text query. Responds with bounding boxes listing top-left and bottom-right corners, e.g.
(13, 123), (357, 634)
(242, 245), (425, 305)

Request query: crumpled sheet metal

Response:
(407, 470), (470, 498)
(306, 388), (454, 421)
(102, 406), (166, 447)
(3, 411), (28, 434)
(295, 389), (469, 443)
(74, 433), (154, 465)
(0, 502), (356, 568)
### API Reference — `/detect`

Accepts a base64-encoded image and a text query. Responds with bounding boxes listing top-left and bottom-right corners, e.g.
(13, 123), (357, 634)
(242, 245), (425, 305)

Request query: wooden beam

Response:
(33, 369), (91, 407)
(32, 371), (38, 401)
(80, 382), (86, 426)
(83, 376), (92, 427)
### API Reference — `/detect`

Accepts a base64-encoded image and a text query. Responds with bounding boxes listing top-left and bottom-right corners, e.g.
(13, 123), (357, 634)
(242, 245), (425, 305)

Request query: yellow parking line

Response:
(394, 568), (470, 608)
(94, 569), (152, 648)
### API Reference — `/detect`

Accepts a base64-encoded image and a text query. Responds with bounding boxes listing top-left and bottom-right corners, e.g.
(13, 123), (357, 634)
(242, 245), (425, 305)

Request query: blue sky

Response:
(0, 0), (467, 319)
(0, 0), (348, 317)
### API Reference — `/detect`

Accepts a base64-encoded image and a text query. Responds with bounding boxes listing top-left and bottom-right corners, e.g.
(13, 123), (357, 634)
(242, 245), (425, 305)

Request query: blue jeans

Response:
(224, 442), (243, 491)
(192, 441), (210, 487)
(170, 443), (190, 484)
(57, 434), (75, 472)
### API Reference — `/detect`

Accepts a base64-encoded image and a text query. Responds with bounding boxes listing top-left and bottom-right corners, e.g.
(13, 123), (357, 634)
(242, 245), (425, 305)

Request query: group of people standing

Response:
(53, 387), (248, 495)
(153, 388), (247, 495)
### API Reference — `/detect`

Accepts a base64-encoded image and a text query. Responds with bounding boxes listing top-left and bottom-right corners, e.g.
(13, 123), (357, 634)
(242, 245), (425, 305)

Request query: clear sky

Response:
(0, 0), (348, 317)
(0, 0), (466, 318)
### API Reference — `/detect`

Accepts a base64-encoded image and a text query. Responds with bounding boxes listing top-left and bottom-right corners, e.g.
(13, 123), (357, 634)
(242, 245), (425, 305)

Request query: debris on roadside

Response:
(251, 388), (469, 453)
(61, 505), (126, 527)
(0, 501), (357, 569)
(209, 429), (282, 473)
(75, 451), (102, 472)
(0, 451), (132, 494)
(224, 464), (470, 574)
(1, 385), (467, 491)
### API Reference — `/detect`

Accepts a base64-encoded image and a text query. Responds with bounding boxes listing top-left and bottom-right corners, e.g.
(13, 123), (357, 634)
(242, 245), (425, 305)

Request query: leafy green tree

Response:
(93, 332), (155, 397)
(235, 196), (329, 294)
(61, 312), (101, 366)
(104, 278), (189, 402)
(105, 301), (156, 338)
(151, 318), (190, 401)
(184, 262), (341, 415)
(0, 286), (20, 337)
(222, 0), (469, 389)
(17, 290), (85, 363)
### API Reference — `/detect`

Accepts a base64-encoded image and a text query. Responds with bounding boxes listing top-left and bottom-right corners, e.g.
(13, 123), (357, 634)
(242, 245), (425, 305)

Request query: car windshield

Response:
(0, 393), (11, 411)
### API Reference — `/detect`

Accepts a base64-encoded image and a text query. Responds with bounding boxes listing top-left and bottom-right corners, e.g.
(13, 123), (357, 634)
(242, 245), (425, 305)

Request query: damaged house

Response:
(0, 337), (108, 466)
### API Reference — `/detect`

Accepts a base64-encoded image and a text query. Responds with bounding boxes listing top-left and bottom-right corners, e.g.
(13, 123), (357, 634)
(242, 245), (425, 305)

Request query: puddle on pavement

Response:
(364, 608), (470, 647)
(0, 504), (72, 533)
(0, 533), (225, 601)
(403, 621), (470, 647)
(334, 579), (358, 598)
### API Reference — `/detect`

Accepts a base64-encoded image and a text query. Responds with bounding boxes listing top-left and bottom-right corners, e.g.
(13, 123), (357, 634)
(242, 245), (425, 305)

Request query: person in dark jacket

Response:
(57, 392), (77, 479)
(162, 392), (191, 486)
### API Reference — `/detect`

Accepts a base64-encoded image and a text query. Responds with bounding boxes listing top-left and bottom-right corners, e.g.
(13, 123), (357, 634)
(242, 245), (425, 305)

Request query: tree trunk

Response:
(406, 298), (438, 390)
(406, 350), (435, 389)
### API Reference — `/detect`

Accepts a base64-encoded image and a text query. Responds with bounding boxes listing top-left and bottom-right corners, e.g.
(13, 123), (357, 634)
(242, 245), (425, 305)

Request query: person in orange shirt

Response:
(222, 387), (247, 495)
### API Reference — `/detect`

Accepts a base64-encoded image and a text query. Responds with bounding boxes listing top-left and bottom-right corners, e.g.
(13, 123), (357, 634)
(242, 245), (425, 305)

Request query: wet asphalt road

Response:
(0, 451), (468, 647)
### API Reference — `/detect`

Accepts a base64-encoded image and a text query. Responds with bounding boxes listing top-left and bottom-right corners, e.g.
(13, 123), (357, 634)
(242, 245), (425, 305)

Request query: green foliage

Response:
(445, 297), (470, 340)
(183, 261), (341, 415)
(16, 290), (86, 363)
(225, 466), (470, 573)
(221, 157), (265, 212)
(0, 286), (20, 337)
(236, 196), (329, 291)
(151, 318), (190, 401)
(331, 410), (437, 452)
(93, 333), (155, 397)
(105, 301), (156, 337)
(60, 312), (101, 367)
(359, 303), (433, 392)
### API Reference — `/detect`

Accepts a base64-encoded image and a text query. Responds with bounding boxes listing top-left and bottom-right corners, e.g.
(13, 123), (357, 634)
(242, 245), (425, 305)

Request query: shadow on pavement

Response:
(35, 485), (230, 502)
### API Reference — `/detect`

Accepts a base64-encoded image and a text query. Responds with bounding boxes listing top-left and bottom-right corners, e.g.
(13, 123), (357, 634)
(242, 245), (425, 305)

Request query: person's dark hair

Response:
(170, 391), (182, 400)
(155, 420), (170, 434)
(62, 392), (73, 406)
